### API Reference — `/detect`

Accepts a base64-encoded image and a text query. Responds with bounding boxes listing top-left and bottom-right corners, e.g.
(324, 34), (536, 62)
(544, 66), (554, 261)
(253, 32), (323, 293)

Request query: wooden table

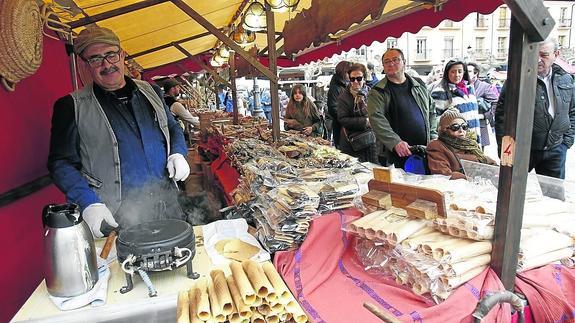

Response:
(12, 227), (228, 322)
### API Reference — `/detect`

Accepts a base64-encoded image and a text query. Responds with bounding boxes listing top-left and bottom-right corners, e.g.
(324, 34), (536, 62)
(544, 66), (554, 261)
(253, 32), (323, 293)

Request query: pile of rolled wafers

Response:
(348, 209), (492, 303)
(177, 260), (308, 323)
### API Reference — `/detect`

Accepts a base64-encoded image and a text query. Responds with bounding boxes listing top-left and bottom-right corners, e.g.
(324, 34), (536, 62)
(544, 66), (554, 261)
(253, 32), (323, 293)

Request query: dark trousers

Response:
(529, 143), (568, 200)
(529, 143), (568, 179)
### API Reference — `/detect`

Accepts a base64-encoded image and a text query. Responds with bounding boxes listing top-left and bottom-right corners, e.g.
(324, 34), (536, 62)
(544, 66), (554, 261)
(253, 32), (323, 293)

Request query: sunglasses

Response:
(349, 76), (363, 82)
(447, 123), (469, 131)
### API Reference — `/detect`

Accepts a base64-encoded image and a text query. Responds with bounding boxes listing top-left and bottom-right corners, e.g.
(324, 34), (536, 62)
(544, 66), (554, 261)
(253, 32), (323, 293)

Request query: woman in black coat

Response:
(337, 63), (378, 163)
(327, 60), (352, 148)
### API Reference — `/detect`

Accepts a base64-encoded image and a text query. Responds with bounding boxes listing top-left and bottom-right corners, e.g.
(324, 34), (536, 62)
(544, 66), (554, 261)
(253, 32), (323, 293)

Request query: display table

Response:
(12, 227), (227, 322)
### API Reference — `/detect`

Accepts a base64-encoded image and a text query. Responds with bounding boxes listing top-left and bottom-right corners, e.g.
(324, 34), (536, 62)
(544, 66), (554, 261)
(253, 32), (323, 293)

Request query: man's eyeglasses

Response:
(349, 76), (363, 83)
(82, 50), (121, 68)
(447, 123), (469, 131)
(383, 57), (402, 65)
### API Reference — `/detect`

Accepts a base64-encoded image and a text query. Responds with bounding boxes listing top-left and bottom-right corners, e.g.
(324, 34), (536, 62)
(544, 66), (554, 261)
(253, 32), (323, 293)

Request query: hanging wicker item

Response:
(0, 0), (43, 91)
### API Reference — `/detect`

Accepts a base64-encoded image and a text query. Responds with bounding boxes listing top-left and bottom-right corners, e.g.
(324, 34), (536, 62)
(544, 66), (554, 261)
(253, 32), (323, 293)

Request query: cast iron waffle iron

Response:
(116, 219), (199, 297)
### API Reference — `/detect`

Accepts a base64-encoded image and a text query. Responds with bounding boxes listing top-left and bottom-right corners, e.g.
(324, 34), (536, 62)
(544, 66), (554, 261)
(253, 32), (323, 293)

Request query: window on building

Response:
(497, 37), (507, 56)
(359, 46), (366, 56)
(476, 13), (486, 28)
(416, 38), (428, 60)
(559, 35), (566, 48)
(560, 7), (570, 26)
(499, 7), (508, 28)
(475, 37), (485, 56)
(444, 20), (453, 28)
(443, 37), (454, 58)
(386, 38), (397, 49)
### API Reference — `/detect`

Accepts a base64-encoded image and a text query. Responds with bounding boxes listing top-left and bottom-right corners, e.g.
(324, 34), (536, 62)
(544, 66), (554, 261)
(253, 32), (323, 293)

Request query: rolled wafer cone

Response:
(226, 275), (252, 319)
(230, 261), (256, 305)
(265, 314), (280, 323)
(177, 290), (190, 323)
(268, 302), (284, 314)
(287, 299), (309, 323)
(388, 220), (427, 244)
(257, 303), (271, 316)
(432, 239), (474, 261)
(252, 296), (263, 306)
(421, 236), (460, 255)
(401, 232), (443, 250)
(210, 270), (234, 315)
(441, 254), (491, 277)
(195, 277), (211, 321)
(440, 265), (487, 289)
(188, 285), (202, 323)
(261, 262), (291, 303)
(443, 241), (493, 263)
(208, 278), (226, 322)
(250, 311), (265, 323)
(243, 260), (274, 298)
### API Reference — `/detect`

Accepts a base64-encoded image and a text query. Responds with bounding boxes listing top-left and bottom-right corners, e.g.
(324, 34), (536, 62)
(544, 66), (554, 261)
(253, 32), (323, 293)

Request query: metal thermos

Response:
(43, 203), (99, 297)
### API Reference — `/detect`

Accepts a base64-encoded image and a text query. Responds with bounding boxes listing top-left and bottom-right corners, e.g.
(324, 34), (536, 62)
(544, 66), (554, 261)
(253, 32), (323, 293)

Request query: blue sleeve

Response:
(47, 96), (101, 210)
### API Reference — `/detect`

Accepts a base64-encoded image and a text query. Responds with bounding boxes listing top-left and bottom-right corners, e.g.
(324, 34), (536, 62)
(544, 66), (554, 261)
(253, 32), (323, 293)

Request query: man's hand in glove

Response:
(166, 153), (190, 181)
(82, 203), (118, 238)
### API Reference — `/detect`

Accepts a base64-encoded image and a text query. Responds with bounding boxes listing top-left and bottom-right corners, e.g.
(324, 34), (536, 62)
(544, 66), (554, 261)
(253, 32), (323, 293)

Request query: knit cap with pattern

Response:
(439, 108), (466, 132)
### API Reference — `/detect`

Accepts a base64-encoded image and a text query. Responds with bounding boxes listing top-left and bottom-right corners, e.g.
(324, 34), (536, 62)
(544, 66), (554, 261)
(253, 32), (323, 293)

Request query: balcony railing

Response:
(498, 18), (510, 28)
(476, 19), (487, 28)
(559, 19), (572, 27)
(497, 48), (508, 57)
(474, 49), (490, 59)
(414, 49), (432, 61)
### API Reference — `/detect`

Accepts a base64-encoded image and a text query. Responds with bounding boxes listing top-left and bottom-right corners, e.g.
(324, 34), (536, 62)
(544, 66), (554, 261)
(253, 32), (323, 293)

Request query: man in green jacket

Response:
(367, 48), (438, 168)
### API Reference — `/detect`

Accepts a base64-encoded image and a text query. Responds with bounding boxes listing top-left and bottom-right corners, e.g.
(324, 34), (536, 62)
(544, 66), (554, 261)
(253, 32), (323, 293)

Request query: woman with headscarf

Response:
(284, 84), (324, 137)
(430, 59), (482, 144)
(337, 63), (377, 163)
(327, 60), (353, 147)
(427, 109), (497, 179)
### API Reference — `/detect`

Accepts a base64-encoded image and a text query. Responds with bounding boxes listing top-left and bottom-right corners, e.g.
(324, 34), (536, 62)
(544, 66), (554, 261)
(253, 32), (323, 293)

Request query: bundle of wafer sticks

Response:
(177, 260), (308, 323)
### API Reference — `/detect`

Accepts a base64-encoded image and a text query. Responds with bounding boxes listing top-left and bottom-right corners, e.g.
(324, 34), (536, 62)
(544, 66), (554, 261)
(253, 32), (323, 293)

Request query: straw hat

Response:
(0, 0), (43, 91)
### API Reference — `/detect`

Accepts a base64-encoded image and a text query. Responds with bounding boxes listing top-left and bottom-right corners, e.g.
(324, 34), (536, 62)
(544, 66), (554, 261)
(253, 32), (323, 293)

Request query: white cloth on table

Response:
(48, 258), (111, 311)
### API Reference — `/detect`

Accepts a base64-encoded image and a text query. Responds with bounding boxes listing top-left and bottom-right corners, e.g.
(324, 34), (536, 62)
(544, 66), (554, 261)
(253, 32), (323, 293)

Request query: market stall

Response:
(3, 0), (573, 319)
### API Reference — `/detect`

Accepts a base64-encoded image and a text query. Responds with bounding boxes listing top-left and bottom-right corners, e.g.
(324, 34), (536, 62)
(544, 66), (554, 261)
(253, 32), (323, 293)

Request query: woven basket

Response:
(0, 0), (43, 91)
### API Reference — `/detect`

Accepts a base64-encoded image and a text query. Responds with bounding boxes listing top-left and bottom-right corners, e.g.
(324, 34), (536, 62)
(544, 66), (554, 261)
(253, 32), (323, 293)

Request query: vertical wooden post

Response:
(229, 51), (239, 125)
(491, 16), (539, 290)
(265, 3), (281, 142)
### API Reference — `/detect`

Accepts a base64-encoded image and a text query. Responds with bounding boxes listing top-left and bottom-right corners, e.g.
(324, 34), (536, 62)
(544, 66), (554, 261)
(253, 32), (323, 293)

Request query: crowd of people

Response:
(315, 37), (574, 182)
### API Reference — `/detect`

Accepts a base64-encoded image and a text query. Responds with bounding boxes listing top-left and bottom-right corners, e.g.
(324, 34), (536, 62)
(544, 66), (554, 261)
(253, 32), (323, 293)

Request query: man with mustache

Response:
(495, 38), (575, 180)
(48, 26), (190, 237)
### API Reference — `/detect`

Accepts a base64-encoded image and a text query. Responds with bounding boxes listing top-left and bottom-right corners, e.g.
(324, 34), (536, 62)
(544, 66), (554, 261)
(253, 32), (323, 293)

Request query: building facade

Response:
(338, 1), (575, 77)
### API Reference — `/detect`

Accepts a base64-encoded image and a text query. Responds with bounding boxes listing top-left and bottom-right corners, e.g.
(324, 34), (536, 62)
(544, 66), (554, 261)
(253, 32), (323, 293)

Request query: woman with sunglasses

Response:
(430, 59), (482, 144)
(427, 109), (496, 179)
(337, 63), (378, 162)
(284, 84), (324, 137)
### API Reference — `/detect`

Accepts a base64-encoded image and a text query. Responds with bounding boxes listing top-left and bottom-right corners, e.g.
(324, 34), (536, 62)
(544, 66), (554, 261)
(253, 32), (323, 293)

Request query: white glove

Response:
(167, 153), (190, 181)
(82, 203), (118, 238)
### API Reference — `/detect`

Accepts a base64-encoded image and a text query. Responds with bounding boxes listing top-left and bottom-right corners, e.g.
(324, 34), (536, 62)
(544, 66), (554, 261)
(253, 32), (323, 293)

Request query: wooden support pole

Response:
(503, 0), (555, 42)
(173, 43), (232, 89)
(171, 0), (278, 82)
(491, 16), (539, 290)
(229, 51), (239, 125)
(265, 3), (281, 142)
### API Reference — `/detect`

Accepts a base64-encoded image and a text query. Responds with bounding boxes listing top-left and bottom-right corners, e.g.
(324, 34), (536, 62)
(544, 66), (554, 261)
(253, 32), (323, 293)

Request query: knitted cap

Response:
(439, 108), (466, 131)
(163, 78), (180, 93)
(74, 26), (120, 55)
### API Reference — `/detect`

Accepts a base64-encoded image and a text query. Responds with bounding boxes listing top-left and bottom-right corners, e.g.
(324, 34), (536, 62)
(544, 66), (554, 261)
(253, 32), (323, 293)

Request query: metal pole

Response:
(252, 77), (264, 118)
